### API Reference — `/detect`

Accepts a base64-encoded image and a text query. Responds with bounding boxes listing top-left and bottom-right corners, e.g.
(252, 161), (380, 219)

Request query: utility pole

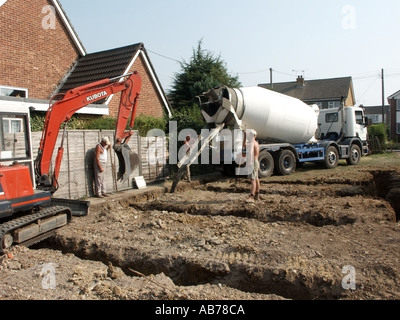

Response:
(269, 68), (273, 89)
(381, 68), (385, 124)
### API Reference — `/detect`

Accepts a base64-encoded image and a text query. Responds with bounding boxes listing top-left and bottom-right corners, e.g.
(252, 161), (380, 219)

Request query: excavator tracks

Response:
(0, 206), (72, 254)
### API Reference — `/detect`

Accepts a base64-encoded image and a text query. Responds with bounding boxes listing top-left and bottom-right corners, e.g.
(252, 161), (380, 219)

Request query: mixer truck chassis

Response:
(256, 138), (365, 178)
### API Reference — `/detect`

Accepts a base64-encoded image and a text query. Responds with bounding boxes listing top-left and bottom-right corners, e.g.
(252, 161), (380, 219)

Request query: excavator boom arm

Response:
(35, 71), (141, 192)
(114, 73), (142, 143)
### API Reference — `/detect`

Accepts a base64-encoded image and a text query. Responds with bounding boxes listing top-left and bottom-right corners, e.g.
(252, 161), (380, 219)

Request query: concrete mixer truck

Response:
(197, 85), (369, 178)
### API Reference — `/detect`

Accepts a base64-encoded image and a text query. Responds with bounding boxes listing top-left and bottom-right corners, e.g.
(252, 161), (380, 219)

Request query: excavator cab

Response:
(0, 107), (51, 219)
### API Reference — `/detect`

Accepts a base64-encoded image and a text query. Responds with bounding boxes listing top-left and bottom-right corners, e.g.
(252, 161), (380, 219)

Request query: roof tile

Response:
(58, 43), (143, 94)
(259, 77), (353, 102)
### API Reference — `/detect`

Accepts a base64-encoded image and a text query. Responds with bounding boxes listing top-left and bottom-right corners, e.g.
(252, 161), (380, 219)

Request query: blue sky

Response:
(59, 0), (400, 106)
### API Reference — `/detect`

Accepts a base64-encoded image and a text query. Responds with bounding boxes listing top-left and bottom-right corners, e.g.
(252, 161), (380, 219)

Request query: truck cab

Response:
(318, 106), (369, 155)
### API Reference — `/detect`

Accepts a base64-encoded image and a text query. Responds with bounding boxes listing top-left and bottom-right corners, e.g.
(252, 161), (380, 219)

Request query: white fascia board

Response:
(123, 50), (172, 118)
(124, 50), (141, 75)
(104, 50), (142, 106)
(388, 89), (400, 100)
(104, 51), (142, 105)
(51, 0), (86, 56)
(0, 98), (109, 115)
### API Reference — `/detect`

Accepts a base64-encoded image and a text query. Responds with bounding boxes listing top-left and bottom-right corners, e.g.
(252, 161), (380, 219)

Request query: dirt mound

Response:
(1, 153), (400, 303)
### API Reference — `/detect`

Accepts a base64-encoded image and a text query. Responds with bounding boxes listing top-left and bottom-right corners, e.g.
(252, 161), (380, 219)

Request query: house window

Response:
(328, 101), (336, 109)
(3, 118), (23, 133)
(397, 111), (400, 134)
(371, 115), (380, 123)
(0, 85), (28, 98)
(396, 100), (400, 111)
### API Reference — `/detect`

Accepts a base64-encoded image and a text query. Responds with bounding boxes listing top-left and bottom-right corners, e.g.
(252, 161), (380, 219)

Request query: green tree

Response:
(169, 39), (241, 111)
(368, 123), (388, 151)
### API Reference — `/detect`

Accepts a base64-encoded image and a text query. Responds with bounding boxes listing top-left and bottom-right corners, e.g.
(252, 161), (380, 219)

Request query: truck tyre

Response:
(346, 144), (361, 165)
(274, 149), (296, 176)
(324, 146), (339, 169)
(222, 164), (236, 177)
(258, 150), (274, 178)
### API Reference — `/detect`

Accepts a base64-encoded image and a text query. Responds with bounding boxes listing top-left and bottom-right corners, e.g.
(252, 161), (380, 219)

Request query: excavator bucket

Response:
(113, 143), (140, 183)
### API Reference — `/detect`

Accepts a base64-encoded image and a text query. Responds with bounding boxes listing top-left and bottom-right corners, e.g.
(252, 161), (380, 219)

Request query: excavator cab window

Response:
(0, 113), (30, 161)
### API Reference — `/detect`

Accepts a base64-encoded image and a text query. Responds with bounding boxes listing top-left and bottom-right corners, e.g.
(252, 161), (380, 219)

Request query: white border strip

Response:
(0, 98), (109, 115)
(133, 50), (172, 117)
(51, 0), (86, 56)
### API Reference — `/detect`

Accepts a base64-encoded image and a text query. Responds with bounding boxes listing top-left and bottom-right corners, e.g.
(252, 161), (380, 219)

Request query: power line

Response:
(237, 69), (267, 75)
(273, 69), (295, 77)
(146, 48), (400, 83)
(146, 48), (181, 63)
(353, 72), (381, 80)
(357, 77), (378, 101)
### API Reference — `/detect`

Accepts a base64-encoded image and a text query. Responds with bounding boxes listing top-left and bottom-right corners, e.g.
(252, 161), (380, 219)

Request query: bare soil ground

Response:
(1, 153), (399, 302)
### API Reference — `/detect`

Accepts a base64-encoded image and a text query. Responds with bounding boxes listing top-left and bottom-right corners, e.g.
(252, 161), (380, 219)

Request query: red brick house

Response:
(0, 0), (171, 118)
(388, 90), (400, 142)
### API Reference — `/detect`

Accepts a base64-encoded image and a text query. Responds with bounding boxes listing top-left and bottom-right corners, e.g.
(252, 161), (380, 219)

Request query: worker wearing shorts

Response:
(250, 159), (260, 180)
(247, 130), (260, 202)
(182, 135), (192, 182)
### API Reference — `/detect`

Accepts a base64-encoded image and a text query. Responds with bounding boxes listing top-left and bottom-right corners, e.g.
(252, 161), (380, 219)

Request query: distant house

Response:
(363, 105), (390, 126)
(259, 76), (356, 109)
(388, 90), (400, 142)
(0, 0), (171, 119)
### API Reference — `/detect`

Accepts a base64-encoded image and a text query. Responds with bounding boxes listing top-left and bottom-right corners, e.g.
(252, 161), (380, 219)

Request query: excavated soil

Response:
(1, 153), (400, 302)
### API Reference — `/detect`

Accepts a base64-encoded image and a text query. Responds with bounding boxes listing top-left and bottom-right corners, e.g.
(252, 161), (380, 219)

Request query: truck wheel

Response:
(258, 150), (274, 178)
(346, 144), (361, 165)
(325, 146), (339, 169)
(274, 149), (296, 176)
(222, 164), (236, 177)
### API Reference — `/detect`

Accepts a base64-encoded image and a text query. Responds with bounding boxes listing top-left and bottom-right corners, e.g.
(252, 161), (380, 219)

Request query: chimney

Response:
(296, 75), (305, 87)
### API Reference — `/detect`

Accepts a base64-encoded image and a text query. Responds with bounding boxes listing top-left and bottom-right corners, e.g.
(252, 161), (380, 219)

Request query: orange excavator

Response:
(0, 71), (141, 253)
